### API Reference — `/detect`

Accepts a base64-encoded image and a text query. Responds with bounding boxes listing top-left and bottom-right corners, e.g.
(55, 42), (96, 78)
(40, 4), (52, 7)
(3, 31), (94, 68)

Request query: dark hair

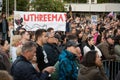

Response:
(20, 31), (26, 36)
(35, 29), (46, 41)
(61, 34), (66, 44)
(66, 34), (77, 41)
(18, 28), (26, 34)
(96, 35), (102, 45)
(19, 28), (26, 31)
(86, 35), (93, 42)
(76, 30), (83, 38)
(0, 40), (6, 46)
(47, 27), (54, 32)
(81, 50), (97, 67)
(114, 35), (120, 45)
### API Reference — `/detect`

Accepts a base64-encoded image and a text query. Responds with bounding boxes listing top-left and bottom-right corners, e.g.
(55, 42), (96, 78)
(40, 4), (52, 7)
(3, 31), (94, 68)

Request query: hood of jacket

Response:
(59, 50), (76, 61)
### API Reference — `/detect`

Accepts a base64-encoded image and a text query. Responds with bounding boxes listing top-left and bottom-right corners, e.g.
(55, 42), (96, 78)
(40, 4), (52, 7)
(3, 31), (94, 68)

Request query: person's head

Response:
(29, 31), (35, 41)
(106, 35), (115, 45)
(20, 31), (30, 41)
(76, 30), (83, 39)
(81, 50), (102, 67)
(35, 29), (48, 45)
(67, 34), (78, 42)
(22, 41), (37, 61)
(46, 31), (55, 44)
(71, 28), (77, 34)
(65, 40), (79, 55)
(86, 35), (95, 46)
(18, 28), (26, 34)
(1, 13), (6, 18)
(0, 40), (10, 52)
(47, 27), (55, 38)
(11, 35), (21, 47)
(0, 70), (13, 80)
(54, 34), (62, 45)
(84, 25), (90, 33)
(91, 24), (97, 30)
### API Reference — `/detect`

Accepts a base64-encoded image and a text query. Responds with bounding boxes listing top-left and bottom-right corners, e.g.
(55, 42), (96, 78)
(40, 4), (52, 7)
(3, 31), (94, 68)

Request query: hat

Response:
(106, 35), (115, 40)
(65, 40), (79, 48)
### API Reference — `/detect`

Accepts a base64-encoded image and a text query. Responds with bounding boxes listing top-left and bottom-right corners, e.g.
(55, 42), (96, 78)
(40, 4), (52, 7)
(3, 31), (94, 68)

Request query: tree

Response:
(16, 0), (29, 11)
(53, 1), (65, 12)
(2, 0), (29, 15)
(31, 0), (65, 12)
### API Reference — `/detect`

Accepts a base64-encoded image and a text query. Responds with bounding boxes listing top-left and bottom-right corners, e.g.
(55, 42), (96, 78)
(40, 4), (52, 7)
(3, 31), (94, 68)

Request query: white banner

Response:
(14, 11), (66, 31)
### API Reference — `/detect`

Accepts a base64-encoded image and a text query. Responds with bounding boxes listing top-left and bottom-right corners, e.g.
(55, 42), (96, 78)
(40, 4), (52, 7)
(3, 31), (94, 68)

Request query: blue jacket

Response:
(59, 50), (78, 80)
(11, 56), (49, 80)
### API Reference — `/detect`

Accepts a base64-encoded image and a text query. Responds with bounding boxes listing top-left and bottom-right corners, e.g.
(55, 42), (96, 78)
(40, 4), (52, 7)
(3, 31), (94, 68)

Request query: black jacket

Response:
(2, 19), (9, 33)
(0, 22), (2, 32)
(43, 43), (60, 66)
(11, 56), (49, 80)
(36, 44), (49, 71)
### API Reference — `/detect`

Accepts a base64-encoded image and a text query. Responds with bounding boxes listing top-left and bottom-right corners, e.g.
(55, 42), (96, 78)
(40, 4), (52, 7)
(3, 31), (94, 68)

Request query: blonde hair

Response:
(0, 70), (13, 80)
(12, 35), (21, 46)
(16, 46), (22, 56)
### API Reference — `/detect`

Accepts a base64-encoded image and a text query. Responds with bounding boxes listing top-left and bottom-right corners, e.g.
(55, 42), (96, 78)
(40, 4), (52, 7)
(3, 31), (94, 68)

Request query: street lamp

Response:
(7, 0), (9, 17)
(5, 0), (9, 18)
(6, 0), (7, 17)
(14, 0), (16, 11)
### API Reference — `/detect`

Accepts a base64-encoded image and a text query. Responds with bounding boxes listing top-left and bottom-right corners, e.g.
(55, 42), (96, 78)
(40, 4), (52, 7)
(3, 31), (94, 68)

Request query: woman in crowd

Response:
(78, 50), (108, 80)
(0, 40), (11, 72)
(83, 36), (102, 57)
(10, 35), (21, 62)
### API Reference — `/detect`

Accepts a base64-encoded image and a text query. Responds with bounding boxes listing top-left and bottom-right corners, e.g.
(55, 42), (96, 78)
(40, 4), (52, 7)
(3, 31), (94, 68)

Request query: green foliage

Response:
(16, 0), (29, 11)
(98, 0), (110, 3)
(53, 1), (65, 12)
(32, 0), (65, 12)
(2, 0), (29, 15)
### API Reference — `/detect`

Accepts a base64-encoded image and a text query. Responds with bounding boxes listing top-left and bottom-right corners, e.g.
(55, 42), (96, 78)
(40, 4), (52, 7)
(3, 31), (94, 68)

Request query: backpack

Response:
(51, 61), (59, 80)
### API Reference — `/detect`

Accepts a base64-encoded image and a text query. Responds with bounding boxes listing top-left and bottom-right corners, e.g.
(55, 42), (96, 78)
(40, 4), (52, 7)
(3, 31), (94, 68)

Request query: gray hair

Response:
(22, 41), (37, 53)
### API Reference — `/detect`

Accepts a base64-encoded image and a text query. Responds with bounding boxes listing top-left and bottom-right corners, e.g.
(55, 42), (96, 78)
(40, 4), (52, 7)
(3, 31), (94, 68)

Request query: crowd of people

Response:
(0, 12), (120, 80)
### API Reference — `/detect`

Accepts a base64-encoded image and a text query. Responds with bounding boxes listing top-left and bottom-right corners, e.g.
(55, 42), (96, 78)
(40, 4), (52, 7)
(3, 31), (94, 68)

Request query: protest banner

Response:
(91, 15), (97, 25)
(14, 11), (66, 31)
